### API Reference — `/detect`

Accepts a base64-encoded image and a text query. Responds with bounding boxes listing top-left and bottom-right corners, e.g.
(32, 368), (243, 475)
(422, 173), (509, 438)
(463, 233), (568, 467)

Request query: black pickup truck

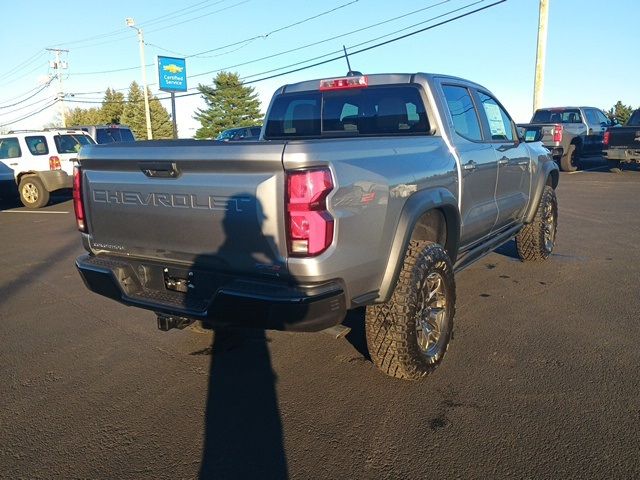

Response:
(604, 109), (640, 170)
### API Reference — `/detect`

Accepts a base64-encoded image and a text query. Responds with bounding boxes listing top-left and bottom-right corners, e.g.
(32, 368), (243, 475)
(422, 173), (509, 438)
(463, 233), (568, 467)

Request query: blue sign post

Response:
(157, 56), (187, 138)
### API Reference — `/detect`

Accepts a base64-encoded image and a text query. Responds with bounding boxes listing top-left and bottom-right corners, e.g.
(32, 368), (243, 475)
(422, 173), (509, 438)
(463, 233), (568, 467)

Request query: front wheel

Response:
(19, 176), (49, 209)
(560, 144), (580, 172)
(516, 185), (558, 262)
(365, 241), (456, 380)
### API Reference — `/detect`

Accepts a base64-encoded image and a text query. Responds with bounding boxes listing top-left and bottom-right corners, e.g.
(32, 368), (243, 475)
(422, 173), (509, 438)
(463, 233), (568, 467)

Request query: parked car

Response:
(603, 109), (640, 170)
(0, 129), (95, 208)
(215, 126), (261, 142)
(69, 124), (136, 144)
(73, 72), (559, 380)
(518, 106), (616, 171)
(0, 160), (16, 200)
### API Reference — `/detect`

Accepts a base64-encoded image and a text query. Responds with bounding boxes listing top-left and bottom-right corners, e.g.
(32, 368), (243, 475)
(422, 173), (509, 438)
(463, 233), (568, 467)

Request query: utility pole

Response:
(532, 0), (549, 114)
(46, 48), (69, 127)
(126, 18), (153, 140)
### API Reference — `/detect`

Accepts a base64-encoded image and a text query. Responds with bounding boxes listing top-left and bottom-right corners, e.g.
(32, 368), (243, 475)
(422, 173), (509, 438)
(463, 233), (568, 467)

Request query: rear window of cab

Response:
(265, 84), (430, 139)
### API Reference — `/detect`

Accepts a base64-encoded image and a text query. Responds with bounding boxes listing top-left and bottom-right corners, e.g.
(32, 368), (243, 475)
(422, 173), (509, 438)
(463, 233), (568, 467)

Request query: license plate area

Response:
(163, 267), (194, 293)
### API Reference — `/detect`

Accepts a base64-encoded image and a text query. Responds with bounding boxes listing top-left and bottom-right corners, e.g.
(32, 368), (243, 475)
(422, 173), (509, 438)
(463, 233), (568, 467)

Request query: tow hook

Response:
(156, 313), (194, 331)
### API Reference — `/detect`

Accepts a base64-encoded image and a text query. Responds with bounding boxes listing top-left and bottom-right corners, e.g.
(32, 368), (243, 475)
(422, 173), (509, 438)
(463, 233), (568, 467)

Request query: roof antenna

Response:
(343, 45), (362, 77)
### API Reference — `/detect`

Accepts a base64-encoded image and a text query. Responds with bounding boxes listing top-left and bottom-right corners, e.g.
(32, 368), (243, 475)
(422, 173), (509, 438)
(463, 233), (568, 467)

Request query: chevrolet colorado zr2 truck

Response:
(73, 73), (559, 380)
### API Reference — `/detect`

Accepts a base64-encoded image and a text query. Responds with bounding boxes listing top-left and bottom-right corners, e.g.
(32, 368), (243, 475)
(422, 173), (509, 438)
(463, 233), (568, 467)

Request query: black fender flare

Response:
(525, 160), (559, 224)
(377, 187), (460, 303)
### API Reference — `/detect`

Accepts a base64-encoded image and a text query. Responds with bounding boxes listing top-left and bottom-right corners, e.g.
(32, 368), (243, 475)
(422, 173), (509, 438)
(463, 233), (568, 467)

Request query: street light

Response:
(126, 17), (153, 140)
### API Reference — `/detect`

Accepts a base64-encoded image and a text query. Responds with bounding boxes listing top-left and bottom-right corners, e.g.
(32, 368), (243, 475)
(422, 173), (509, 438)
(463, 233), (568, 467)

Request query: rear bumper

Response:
(76, 254), (347, 332)
(546, 146), (564, 159)
(38, 170), (72, 191)
(603, 147), (640, 163)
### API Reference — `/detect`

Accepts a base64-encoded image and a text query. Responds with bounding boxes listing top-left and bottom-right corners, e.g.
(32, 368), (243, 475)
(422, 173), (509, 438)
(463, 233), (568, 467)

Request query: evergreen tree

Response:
(101, 88), (125, 124)
(607, 101), (634, 125)
(193, 71), (262, 139)
(120, 81), (148, 139)
(149, 94), (174, 139)
(65, 107), (102, 126)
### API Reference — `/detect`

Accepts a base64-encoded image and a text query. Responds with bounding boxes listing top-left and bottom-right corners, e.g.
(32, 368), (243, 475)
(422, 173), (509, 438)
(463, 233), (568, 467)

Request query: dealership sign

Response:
(157, 56), (187, 92)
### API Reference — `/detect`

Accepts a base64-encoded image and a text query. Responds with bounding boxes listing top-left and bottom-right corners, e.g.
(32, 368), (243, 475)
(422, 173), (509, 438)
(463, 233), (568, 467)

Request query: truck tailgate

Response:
(79, 141), (288, 277)
(608, 127), (640, 148)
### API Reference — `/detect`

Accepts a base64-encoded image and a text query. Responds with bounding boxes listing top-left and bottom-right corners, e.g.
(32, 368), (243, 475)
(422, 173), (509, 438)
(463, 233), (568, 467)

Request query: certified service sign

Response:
(157, 56), (187, 92)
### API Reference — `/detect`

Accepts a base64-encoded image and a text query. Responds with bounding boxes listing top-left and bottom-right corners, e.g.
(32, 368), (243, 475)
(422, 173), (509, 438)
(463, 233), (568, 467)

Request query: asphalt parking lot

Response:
(1, 158), (639, 479)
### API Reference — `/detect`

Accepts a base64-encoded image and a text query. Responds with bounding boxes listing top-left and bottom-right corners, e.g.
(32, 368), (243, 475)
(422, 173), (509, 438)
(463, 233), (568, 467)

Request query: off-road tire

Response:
(188, 320), (214, 334)
(365, 241), (455, 380)
(19, 176), (49, 209)
(560, 143), (579, 172)
(516, 185), (557, 262)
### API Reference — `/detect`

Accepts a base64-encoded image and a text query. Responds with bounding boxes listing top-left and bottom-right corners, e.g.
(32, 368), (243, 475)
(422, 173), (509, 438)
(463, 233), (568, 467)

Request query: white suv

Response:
(0, 129), (95, 208)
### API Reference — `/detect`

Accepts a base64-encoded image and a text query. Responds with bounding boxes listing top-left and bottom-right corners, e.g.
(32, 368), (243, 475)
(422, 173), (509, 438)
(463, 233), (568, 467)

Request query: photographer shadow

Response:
(188, 193), (291, 479)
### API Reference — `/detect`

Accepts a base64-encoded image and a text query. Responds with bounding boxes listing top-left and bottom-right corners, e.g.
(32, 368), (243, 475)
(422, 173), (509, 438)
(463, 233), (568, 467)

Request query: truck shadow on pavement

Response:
(184, 194), (291, 479)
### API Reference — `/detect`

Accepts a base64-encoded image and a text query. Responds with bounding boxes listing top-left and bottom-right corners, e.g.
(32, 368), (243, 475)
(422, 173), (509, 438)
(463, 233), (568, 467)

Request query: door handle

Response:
(462, 161), (477, 171)
(517, 160), (529, 165)
(9, 163), (18, 166)
(498, 157), (509, 166)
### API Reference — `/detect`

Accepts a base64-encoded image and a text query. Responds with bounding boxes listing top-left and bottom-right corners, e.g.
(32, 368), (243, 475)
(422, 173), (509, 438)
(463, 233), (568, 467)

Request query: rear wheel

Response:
(516, 185), (557, 262)
(19, 176), (49, 209)
(560, 144), (580, 172)
(365, 241), (455, 380)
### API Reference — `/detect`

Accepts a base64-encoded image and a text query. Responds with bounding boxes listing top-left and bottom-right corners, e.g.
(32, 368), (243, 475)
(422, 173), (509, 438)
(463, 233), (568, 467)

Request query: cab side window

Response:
(442, 85), (482, 141)
(25, 136), (49, 155)
(477, 92), (514, 142)
(0, 137), (21, 159)
(584, 109), (598, 126)
(594, 109), (610, 126)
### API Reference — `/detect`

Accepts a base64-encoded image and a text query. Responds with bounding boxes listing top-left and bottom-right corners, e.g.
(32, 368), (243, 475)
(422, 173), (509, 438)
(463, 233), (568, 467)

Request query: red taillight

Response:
(319, 75), (368, 91)
(603, 130), (610, 146)
(286, 168), (334, 256)
(49, 156), (61, 170)
(73, 166), (86, 232)
(552, 124), (563, 143)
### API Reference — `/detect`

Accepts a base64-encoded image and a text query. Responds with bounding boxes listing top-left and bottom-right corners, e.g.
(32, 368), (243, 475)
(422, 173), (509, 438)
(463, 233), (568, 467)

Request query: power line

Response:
(4, 51), (46, 81)
(0, 82), (51, 105)
(64, 0), (506, 106)
(0, 78), (54, 109)
(0, 96), (58, 117)
(5, 62), (49, 86)
(67, 0), (250, 52)
(201, 0), (483, 81)
(68, 0), (359, 75)
(183, 0), (360, 58)
(0, 99), (59, 128)
(48, 0), (230, 48)
(139, 0), (231, 29)
(189, 0), (454, 79)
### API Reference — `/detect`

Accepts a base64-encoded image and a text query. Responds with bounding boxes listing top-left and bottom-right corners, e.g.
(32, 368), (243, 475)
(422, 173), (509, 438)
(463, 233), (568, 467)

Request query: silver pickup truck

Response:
(518, 106), (615, 172)
(74, 73), (559, 380)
